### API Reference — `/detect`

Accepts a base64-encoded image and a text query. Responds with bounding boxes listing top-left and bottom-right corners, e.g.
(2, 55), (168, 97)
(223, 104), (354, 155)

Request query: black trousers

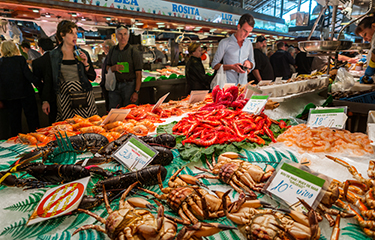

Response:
(4, 95), (40, 136)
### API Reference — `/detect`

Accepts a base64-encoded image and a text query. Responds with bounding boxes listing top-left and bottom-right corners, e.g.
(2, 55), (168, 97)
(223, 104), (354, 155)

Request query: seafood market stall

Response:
(0, 84), (375, 240)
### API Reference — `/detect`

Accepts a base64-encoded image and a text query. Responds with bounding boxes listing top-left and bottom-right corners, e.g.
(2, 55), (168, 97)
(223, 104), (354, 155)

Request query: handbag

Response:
(210, 65), (227, 89)
(105, 68), (116, 91)
(70, 91), (89, 109)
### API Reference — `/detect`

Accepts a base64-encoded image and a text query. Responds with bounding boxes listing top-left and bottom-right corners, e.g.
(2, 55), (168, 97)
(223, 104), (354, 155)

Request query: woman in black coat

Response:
(185, 43), (213, 92)
(0, 40), (39, 136)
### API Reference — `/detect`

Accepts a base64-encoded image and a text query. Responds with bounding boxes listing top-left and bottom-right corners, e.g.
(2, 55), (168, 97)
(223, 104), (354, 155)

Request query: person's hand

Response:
(231, 63), (245, 73)
(42, 101), (50, 115)
(130, 92), (138, 103)
(111, 64), (124, 73)
(243, 60), (252, 73)
(79, 52), (88, 66)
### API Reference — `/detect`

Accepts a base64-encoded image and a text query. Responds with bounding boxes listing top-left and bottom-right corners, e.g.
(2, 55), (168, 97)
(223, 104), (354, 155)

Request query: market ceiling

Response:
(0, 0), (294, 39)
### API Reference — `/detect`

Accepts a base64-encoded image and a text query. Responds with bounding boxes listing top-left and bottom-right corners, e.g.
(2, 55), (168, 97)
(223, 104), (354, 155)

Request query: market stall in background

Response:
(0, 0), (375, 239)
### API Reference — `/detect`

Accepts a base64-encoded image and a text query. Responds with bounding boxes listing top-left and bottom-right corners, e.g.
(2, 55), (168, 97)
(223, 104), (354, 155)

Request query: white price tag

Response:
(27, 177), (91, 226)
(152, 92), (170, 111)
(242, 94), (269, 115)
(245, 85), (263, 99)
(266, 162), (325, 209)
(274, 77), (283, 84)
(113, 135), (158, 171)
(291, 73), (298, 80)
(311, 69), (317, 75)
(188, 90), (209, 104)
(307, 107), (347, 129)
(101, 109), (131, 126)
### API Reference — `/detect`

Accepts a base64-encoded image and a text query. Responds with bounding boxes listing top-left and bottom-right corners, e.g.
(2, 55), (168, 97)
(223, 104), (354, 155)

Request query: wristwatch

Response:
(134, 90), (140, 94)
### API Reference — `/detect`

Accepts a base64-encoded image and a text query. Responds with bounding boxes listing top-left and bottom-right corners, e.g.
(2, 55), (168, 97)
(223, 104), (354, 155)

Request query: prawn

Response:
(79, 126), (106, 134)
(133, 125), (148, 136)
(18, 133), (38, 145)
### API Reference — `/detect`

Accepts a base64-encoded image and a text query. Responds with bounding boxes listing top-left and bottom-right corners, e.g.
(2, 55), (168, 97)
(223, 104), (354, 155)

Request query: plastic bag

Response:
(210, 65), (226, 89)
(105, 68), (116, 91)
(331, 67), (355, 92)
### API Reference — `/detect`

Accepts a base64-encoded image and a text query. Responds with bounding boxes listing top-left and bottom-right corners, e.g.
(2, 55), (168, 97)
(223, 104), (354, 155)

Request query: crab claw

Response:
(178, 174), (208, 188)
(127, 197), (155, 210)
(177, 222), (236, 240)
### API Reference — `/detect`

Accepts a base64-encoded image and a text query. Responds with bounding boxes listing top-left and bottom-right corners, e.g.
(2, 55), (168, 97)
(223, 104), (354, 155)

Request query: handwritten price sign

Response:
(242, 94), (269, 115)
(307, 107), (347, 129)
(113, 135), (158, 171)
(266, 163), (325, 209)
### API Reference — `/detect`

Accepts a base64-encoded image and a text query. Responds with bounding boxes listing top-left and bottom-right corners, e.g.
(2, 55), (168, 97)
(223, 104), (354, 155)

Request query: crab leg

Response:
(330, 215), (341, 240)
(73, 224), (106, 236)
(182, 202), (199, 224)
(119, 181), (139, 210)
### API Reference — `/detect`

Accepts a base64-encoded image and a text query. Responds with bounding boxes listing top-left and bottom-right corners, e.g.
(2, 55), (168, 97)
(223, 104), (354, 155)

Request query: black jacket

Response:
(32, 52), (52, 99)
(0, 56), (38, 100)
(185, 56), (213, 91)
(270, 50), (295, 80)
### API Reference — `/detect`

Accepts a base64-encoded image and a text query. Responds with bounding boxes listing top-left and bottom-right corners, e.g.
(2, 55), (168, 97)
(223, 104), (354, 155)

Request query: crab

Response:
(195, 152), (274, 196)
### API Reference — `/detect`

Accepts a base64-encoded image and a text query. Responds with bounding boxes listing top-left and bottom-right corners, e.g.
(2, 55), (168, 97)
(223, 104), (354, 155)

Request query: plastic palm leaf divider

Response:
(44, 132), (77, 165)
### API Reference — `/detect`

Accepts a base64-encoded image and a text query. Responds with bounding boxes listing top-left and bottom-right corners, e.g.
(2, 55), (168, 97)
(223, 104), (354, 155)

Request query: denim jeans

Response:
(108, 80), (136, 109)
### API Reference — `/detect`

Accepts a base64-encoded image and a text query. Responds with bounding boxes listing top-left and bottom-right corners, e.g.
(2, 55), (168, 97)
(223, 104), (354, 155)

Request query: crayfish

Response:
(223, 190), (321, 240)
(196, 152), (274, 196)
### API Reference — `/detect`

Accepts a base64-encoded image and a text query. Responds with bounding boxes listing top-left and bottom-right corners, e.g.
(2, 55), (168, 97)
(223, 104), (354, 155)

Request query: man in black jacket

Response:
(32, 38), (56, 124)
(270, 42), (295, 80)
(248, 36), (274, 84)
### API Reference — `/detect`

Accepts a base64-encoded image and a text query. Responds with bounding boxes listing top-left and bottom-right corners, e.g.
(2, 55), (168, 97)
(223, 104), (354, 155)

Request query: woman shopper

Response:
(44, 20), (97, 121)
(0, 40), (40, 136)
(185, 43), (213, 92)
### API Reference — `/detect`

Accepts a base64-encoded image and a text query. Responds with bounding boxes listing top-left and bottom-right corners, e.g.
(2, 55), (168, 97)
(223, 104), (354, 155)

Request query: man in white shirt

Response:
(211, 13), (255, 85)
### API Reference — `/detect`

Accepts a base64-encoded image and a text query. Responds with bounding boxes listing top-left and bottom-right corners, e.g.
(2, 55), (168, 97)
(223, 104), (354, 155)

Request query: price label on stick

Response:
(291, 73), (298, 80)
(113, 135), (158, 171)
(307, 107), (347, 129)
(265, 162), (325, 209)
(311, 69), (317, 75)
(152, 92), (170, 111)
(242, 94), (269, 115)
(275, 77), (283, 84)
(101, 109), (131, 126)
(189, 90), (209, 104)
(245, 84), (263, 99)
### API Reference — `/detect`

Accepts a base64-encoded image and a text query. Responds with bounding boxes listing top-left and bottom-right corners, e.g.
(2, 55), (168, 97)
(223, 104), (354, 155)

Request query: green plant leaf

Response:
(4, 191), (45, 212)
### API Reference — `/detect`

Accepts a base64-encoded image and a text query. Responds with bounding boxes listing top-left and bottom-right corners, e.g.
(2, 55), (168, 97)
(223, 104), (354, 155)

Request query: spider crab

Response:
(195, 152), (275, 196)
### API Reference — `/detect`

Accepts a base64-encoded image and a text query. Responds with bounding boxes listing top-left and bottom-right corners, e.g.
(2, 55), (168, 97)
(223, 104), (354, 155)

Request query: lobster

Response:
(0, 171), (46, 189)
(14, 133), (109, 166)
(93, 165), (167, 194)
(140, 133), (176, 148)
(11, 162), (111, 185)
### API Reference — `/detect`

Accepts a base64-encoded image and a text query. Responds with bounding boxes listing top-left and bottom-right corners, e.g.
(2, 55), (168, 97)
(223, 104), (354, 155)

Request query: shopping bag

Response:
(105, 68), (116, 91)
(210, 65), (227, 89)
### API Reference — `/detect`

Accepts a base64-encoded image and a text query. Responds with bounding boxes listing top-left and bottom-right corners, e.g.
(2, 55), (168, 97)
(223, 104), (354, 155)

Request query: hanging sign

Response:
(27, 177), (91, 226)
(307, 107), (348, 129)
(112, 135), (158, 171)
(242, 94), (270, 115)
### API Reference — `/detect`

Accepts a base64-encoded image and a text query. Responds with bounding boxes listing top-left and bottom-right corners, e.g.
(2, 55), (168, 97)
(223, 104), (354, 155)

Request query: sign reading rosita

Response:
(172, 4), (200, 15)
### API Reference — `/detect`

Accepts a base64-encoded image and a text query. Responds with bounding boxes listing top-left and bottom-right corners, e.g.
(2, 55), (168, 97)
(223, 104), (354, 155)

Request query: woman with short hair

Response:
(185, 43), (213, 92)
(44, 20), (98, 121)
(0, 40), (40, 136)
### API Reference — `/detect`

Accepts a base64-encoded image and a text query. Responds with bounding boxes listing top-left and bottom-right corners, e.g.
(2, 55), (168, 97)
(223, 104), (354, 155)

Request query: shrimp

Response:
(29, 132), (51, 144)
(79, 126), (106, 134)
(87, 115), (102, 122)
(311, 140), (330, 152)
(101, 132), (115, 142)
(72, 121), (93, 131)
(139, 120), (156, 132)
(103, 121), (124, 130)
(18, 133), (38, 145)
(123, 123), (135, 134)
(109, 132), (122, 140)
(133, 125), (148, 136)
(110, 126), (125, 133)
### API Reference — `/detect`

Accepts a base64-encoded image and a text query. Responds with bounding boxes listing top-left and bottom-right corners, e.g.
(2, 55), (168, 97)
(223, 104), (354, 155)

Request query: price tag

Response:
(265, 162), (325, 209)
(291, 73), (298, 80)
(311, 69), (317, 75)
(245, 84), (263, 99)
(189, 90), (209, 104)
(28, 177), (91, 225)
(307, 107), (347, 129)
(112, 135), (158, 171)
(101, 109), (131, 126)
(152, 92), (170, 111)
(274, 77), (283, 84)
(242, 94), (269, 115)
(223, 83), (235, 90)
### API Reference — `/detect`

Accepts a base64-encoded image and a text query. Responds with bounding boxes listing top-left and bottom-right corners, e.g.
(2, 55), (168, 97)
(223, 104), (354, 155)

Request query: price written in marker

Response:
(113, 135), (158, 171)
(307, 107), (347, 129)
(266, 163), (325, 208)
(242, 94), (269, 115)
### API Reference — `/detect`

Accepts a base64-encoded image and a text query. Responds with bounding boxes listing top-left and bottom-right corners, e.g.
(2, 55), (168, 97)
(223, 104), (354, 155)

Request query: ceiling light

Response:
(193, 28), (200, 31)
(204, 32), (210, 35)
(177, 26), (184, 30)
(156, 22), (165, 25)
(279, 36), (284, 39)
(195, 27), (202, 29)
(290, 38), (295, 40)
(105, 17), (111, 21)
(284, 37), (290, 39)
(45, 13), (51, 18)
(135, 22), (144, 26)
(265, 35), (270, 37)
(221, 31), (227, 34)
(81, 17), (86, 21)
(30, 8), (39, 13)
(158, 25), (165, 28)
(209, 29), (217, 32)
(71, 13), (77, 17)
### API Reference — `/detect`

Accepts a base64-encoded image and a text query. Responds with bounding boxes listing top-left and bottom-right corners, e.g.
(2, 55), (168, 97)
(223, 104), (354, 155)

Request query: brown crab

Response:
(195, 152), (274, 196)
